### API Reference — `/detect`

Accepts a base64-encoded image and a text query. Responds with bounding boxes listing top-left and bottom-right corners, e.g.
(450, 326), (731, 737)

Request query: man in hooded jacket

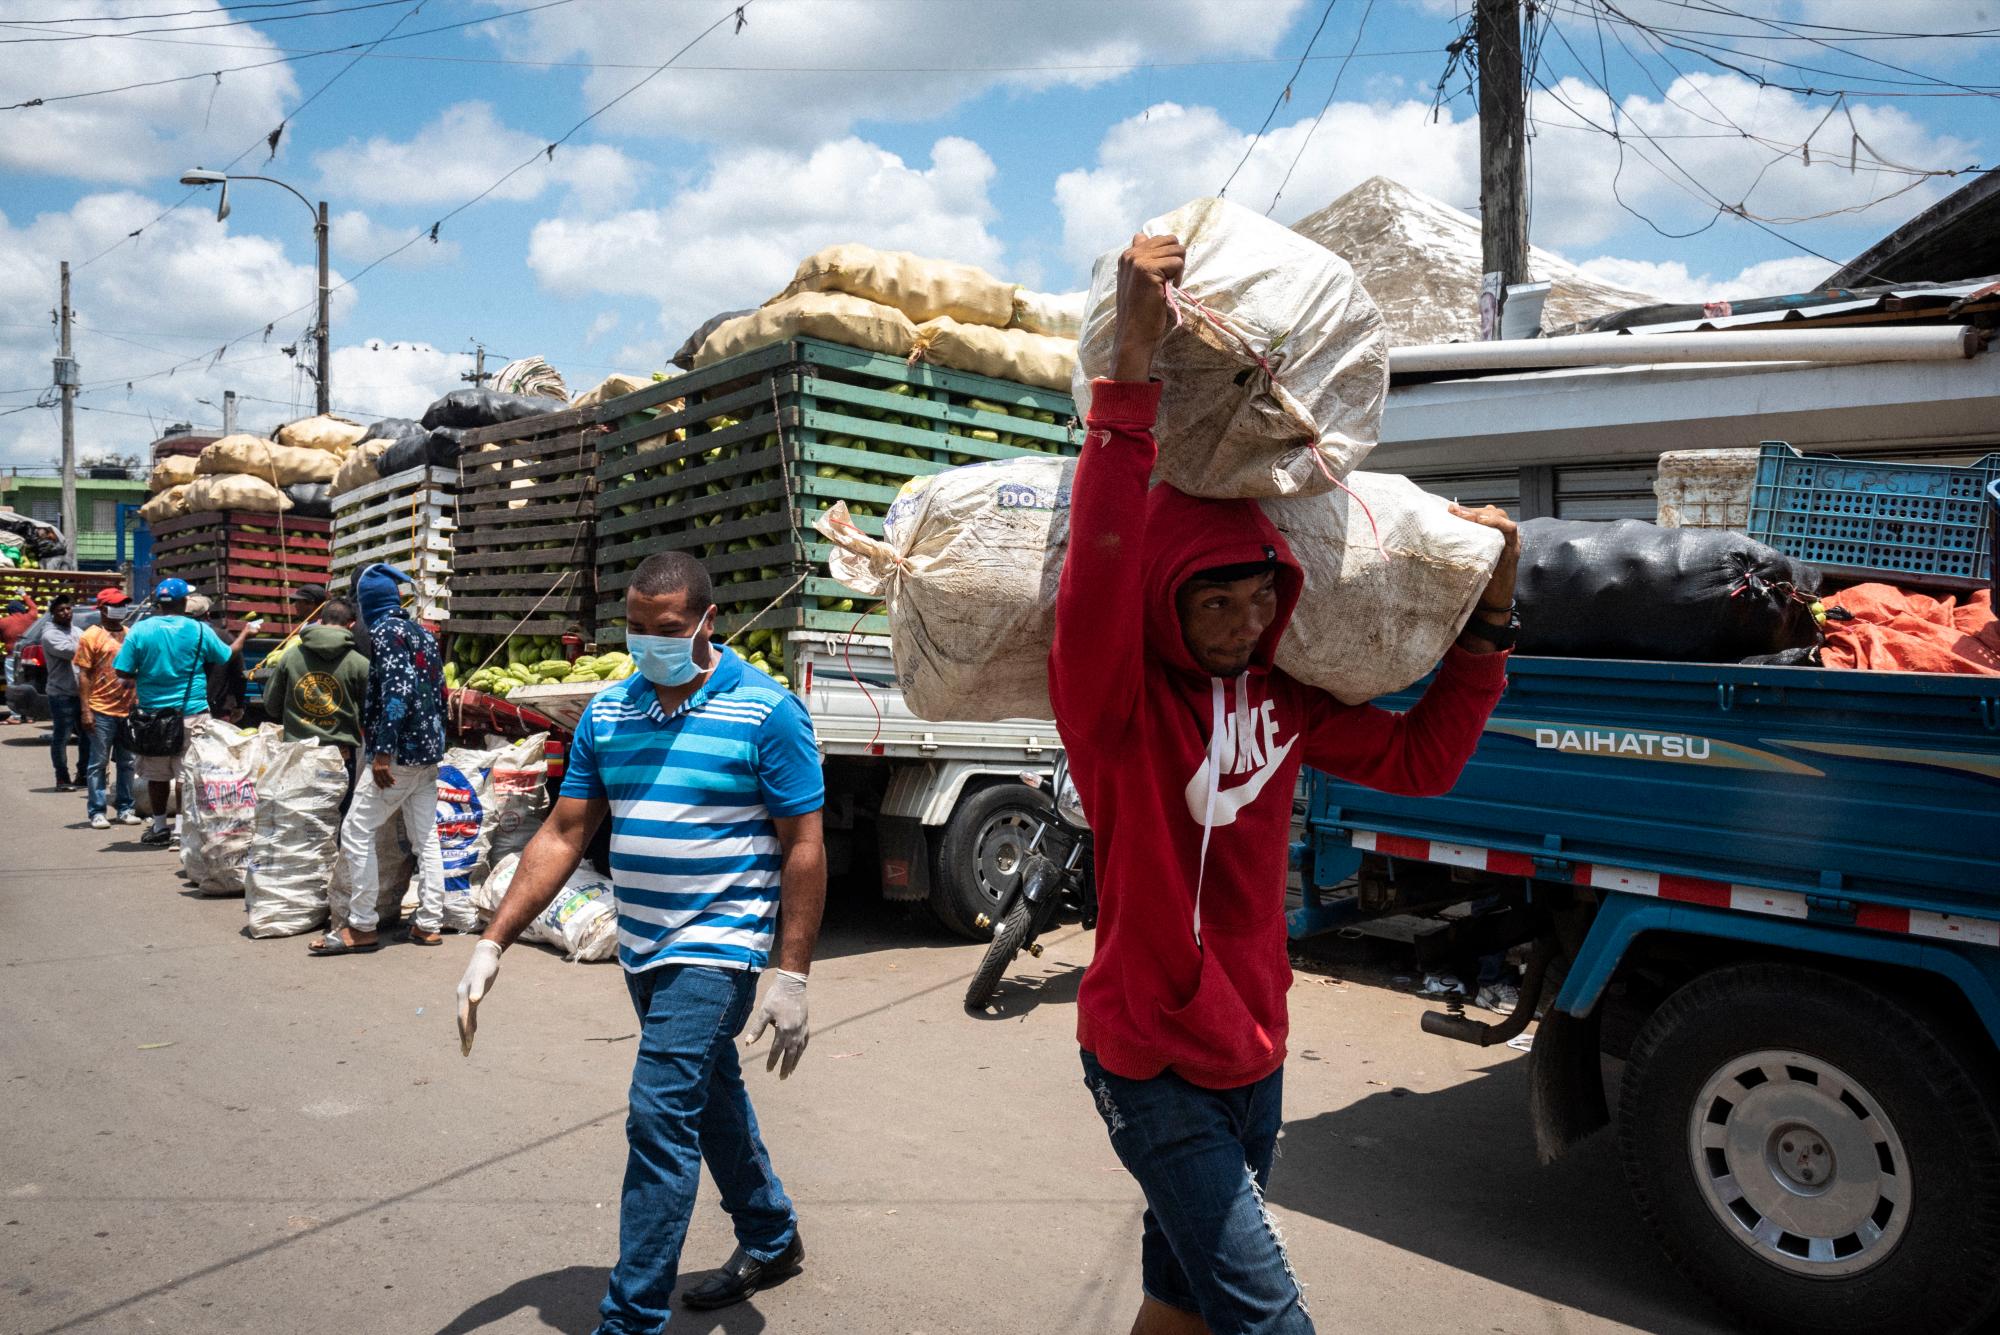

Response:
(1053, 235), (1520, 1335)
(263, 596), (369, 802)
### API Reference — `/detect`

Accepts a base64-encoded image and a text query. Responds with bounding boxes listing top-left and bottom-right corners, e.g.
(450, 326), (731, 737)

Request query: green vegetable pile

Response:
(445, 632), (633, 698)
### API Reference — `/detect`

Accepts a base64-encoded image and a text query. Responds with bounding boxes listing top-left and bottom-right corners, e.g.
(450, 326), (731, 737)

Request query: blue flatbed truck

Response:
(1295, 654), (2000, 1335)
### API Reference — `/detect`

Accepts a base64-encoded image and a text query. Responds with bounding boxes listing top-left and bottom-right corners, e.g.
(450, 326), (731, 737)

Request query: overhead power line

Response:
(1266, 0), (1378, 216)
(3, 0), (361, 25)
(0, 0), (419, 44)
(1220, 0), (1340, 199)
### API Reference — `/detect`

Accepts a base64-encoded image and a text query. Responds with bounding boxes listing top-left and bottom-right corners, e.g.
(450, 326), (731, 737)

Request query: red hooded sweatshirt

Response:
(1051, 379), (1508, 1090)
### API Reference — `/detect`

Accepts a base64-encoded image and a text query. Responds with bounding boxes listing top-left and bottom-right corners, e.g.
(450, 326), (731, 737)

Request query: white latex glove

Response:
(244, 618), (265, 634)
(456, 940), (502, 1056)
(747, 969), (810, 1079)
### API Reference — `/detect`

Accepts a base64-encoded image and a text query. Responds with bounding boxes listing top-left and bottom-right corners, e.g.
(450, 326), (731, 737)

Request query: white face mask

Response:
(627, 611), (713, 687)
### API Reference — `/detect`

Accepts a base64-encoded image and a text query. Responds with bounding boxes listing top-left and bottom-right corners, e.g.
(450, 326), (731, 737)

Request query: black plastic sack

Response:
(363, 417), (427, 449)
(378, 436), (427, 479)
(1514, 519), (1822, 661)
(672, 309), (756, 369)
(419, 389), (561, 432)
(284, 483), (332, 518)
(425, 426), (466, 465)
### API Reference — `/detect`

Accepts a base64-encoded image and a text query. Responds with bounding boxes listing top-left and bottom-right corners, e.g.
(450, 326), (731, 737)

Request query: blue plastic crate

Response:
(1746, 441), (2000, 588)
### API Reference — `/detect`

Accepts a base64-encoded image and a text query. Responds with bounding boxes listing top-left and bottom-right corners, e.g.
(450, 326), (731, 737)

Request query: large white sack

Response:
(1010, 288), (1084, 338)
(177, 719), (275, 895)
(422, 734), (546, 931)
(910, 318), (1077, 392)
(822, 460), (1499, 718)
(185, 472), (294, 515)
(1074, 196), (1389, 499)
(244, 739), (346, 938)
(197, 435), (338, 485)
(487, 734), (550, 869)
(138, 484), (193, 526)
(331, 439), (390, 496)
(1265, 475), (1501, 704)
(819, 457), (1073, 722)
(149, 455), (198, 494)
(476, 853), (619, 962)
(777, 244), (1015, 327)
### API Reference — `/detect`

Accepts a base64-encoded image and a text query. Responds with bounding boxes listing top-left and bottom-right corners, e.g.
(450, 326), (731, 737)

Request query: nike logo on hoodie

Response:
(1183, 692), (1298, 828)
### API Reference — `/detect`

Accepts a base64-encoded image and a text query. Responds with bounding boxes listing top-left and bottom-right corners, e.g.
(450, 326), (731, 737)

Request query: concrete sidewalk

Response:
(0, 731), (1728, 1334)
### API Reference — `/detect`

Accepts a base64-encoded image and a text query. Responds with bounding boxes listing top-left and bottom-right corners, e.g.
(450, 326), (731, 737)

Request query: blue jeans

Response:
(596, 964), (797, 1335)
(87, 713), (135, 819)
(47, 694), (86, 786)
(1080, 1050), (1312, 1335)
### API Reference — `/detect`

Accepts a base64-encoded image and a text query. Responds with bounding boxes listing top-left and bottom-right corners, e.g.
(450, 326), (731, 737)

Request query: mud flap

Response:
(1529, 1005), (1609, 1165)
(877, 815), (931, 903)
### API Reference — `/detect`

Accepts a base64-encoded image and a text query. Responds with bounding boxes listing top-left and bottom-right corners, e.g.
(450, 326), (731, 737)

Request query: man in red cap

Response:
(75, 589), (139, 827)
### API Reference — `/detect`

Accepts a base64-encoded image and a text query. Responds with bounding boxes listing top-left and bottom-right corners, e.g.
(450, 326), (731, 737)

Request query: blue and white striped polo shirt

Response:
(559, 647), (824, 974)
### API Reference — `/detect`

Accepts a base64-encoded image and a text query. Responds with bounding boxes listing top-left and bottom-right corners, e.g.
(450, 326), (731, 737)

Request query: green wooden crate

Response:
(591, 338), (1077, 649)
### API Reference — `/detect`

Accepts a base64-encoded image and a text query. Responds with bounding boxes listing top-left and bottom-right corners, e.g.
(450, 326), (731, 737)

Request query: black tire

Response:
(1618, 962), (2000, 1335)
(964, 902), (1034, 1010)
(929, 782), (1051, 941)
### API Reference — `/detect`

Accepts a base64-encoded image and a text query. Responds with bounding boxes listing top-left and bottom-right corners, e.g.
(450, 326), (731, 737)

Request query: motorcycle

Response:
(963, 752), (1095, 1010)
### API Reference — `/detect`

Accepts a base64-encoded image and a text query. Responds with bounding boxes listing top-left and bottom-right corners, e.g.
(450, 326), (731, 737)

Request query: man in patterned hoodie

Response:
(312, 563), (449, 956)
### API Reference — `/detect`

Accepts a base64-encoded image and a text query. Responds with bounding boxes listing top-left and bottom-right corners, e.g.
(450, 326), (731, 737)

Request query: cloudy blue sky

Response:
(1, 0), (1993, 466)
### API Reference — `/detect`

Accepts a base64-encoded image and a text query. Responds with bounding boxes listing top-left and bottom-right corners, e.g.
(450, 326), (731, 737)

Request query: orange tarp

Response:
(1822, 584), (2000, 676)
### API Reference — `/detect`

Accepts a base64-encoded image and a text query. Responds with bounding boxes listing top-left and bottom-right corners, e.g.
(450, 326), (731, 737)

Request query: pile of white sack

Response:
(141, 415), (367, 524)
(472, 852), (619, 962)
(692, 243), (1085, 391)
(423, 735), (551, 932)
(822, 195), (1503, 719)
(178, 719), (276, 895)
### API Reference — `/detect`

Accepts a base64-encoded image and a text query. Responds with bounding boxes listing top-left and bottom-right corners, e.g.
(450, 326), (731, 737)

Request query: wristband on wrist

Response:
(1459, 609), (1521, 652)
(1476, 598), (1516, 616)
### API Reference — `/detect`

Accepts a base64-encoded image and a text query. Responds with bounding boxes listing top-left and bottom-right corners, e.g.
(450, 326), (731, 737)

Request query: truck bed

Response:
(1308, 656), (2000, 928)
(789, 630), (1059, 764)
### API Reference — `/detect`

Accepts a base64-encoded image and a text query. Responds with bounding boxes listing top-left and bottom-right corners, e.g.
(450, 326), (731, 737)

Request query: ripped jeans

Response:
(1080, 1050), (1312, 1335)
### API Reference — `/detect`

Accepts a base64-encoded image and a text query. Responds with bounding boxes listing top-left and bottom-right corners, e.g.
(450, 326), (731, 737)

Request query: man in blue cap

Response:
(115, 578), (256, 844)
(315, 562), (448, 955)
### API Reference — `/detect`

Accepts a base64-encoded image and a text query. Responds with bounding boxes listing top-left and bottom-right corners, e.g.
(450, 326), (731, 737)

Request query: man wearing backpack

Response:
(114, 579), (256, 845)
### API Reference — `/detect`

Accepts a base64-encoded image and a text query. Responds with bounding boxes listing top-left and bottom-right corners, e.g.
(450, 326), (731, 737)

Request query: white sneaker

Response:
(117, 810), (142, 825)
(1476, 982), (1520, 1016)
(90, 814), (111, 830)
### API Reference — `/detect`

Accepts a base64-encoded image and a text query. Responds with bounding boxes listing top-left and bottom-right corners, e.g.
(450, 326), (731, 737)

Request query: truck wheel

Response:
(930, 782), (1051, 941)
(1618, 962), (2000, 1335)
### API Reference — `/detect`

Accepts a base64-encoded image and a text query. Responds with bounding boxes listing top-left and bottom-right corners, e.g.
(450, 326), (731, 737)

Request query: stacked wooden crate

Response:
(147, 510), (331, 634)
(329, 465), (457, 622)
(0, 568), (125, 606)
(443, 405), (602, 665)
(592, 337), (1076, 679)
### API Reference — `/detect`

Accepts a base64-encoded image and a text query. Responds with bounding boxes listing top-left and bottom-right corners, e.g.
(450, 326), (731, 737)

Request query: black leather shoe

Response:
(679, 1236), (804, 1311)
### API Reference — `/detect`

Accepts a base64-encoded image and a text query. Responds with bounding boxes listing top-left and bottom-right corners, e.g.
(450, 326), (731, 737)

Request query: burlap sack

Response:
(777, 244), (1014, 327)
(1010, 289), (1084, 338)
(819, 457), (1073, 722)
(138, 484), (193, 526)
(197, 436), (337, 485)
(1264, 475), (1501, 704)
(185, 472), (294, 515)
(568, 374), (653, 411)
(694, 292), (919, 368)
(148, 455), (198, 494)
(331, 439), (391, 496)
(911, 318), (1077, 392)
(822, 460), (1499, 718)
(275, 414), (367, 454)
(1074, 195), (1389, 500)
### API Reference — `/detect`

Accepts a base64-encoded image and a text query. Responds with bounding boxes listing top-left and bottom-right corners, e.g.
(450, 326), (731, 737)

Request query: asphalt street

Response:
(0, 730), (1734, 1334)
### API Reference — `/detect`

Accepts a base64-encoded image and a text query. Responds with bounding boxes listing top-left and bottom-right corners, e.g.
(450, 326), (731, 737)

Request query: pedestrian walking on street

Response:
(40, 594), (88, 791)
(1, 597), (36, 702)
(74, 589), (139, 829)
(262, 595), (368, 805)
(459, 551), (826, 1335)
(314, 564), (446, 956)
(115, 578), (256, 845)
(1051, 236), (1521, 1335)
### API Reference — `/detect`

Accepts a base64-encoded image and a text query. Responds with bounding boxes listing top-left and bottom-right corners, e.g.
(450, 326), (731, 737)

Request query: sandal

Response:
(308, 931), (381, 957)
(405, 926), (444, 946)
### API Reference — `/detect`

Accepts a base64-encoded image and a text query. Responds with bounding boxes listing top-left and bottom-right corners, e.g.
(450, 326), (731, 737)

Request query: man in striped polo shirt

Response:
(460, 551), (827, 1333)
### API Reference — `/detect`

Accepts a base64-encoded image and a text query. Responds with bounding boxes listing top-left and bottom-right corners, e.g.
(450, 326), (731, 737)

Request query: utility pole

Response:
(222, 389), (238, 436)
(461, 343), (492, 388)
(1476, 0), (1530, 336)
(314, 200), (331, 416)
(55, 261), (78, 569)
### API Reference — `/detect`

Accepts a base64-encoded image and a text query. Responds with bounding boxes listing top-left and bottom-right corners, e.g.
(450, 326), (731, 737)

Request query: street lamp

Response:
(179, 167), (332, 417)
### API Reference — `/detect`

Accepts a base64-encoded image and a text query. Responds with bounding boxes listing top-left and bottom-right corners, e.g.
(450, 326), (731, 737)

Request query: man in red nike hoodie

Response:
(1053, 235), (1519, 1335)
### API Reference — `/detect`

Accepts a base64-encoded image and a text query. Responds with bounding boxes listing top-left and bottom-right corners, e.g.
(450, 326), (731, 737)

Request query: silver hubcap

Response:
(972, 808), (1037, 907)
(1688, 1049), (1910, 1277)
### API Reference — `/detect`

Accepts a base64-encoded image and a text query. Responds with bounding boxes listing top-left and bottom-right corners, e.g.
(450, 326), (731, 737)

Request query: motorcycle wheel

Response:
(964, 901), (1035, 1010)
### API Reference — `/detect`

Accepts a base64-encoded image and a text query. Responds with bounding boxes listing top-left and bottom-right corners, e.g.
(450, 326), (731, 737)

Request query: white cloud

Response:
(329, 341), (472, 423)
(492, 0), (1309, 146)
(0, 0), (297, 185)
(330, 211), (461, 269)
(0, 193), (362, 465)
(313, 102), (643, 212)
(584, 312), (622, 346)
(1574, 255), (1835, 305)
(1052, 72), (1975, 267)
(527, 135), (1005, 349)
